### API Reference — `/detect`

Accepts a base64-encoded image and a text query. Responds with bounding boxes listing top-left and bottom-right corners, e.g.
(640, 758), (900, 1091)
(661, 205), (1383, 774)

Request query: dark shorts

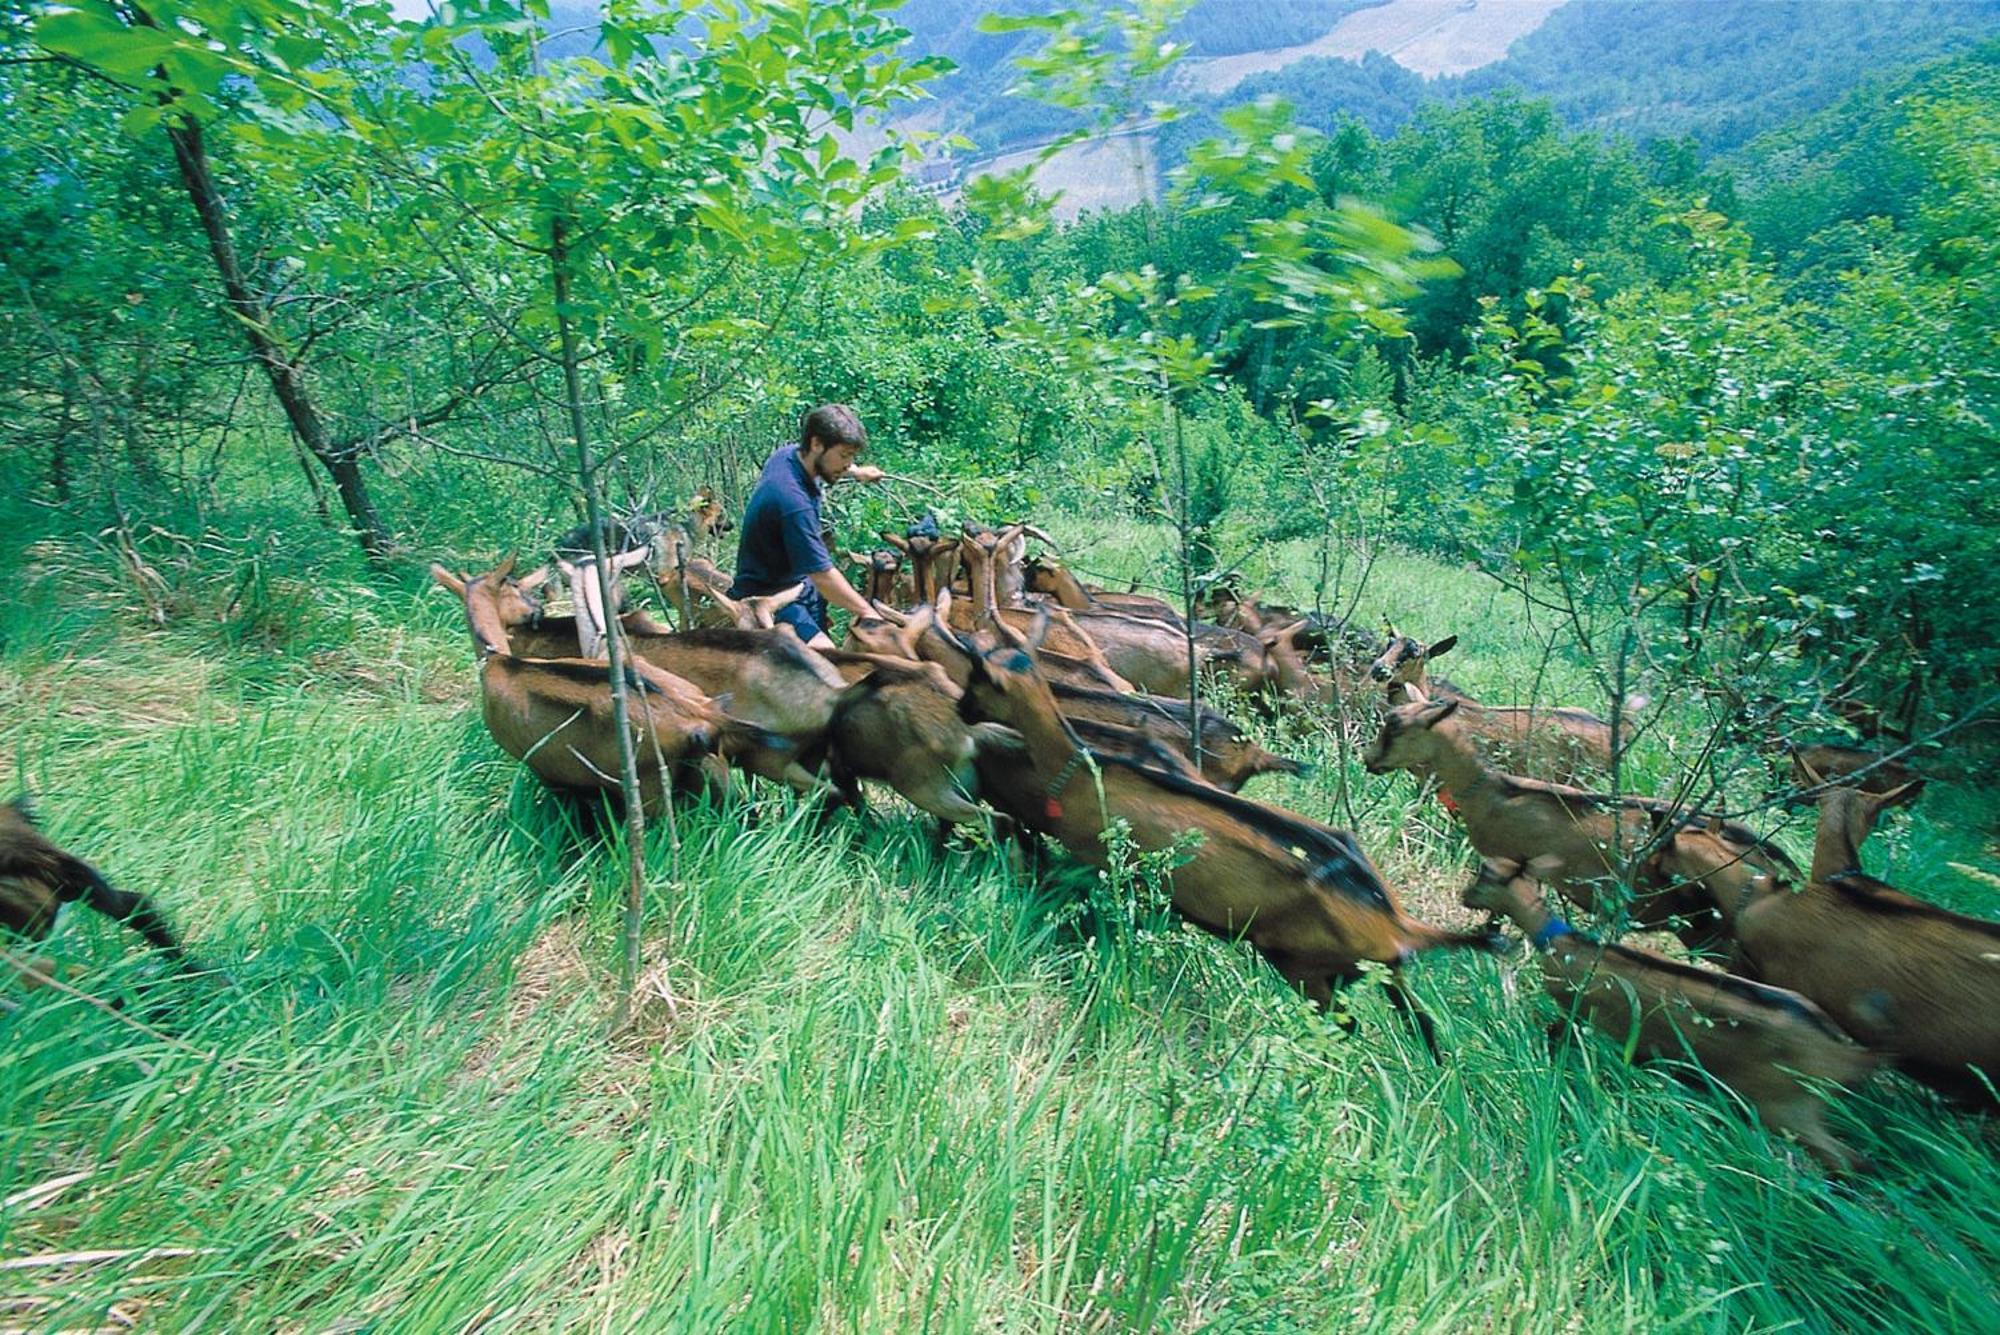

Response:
(768, 586), (828, 643)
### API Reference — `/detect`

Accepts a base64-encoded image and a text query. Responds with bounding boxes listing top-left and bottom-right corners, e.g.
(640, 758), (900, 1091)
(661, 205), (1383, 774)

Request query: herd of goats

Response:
(5, 504), (1997, 1176)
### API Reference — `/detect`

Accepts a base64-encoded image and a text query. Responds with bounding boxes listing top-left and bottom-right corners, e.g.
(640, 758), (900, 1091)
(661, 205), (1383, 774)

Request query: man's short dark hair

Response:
(801, 403), (867, 452)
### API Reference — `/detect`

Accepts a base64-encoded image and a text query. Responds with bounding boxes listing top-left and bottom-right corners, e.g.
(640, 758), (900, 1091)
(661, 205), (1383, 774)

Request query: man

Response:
(728, 404), (885, 648)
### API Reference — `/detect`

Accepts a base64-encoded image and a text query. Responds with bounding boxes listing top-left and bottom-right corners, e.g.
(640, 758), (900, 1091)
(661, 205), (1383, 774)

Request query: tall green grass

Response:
(3, 508), (1997, 1332)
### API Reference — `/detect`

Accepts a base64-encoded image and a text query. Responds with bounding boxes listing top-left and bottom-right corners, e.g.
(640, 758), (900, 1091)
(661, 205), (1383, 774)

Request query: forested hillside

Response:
(1163, 0), (2000, 163)
(3, 2), (1998, 1329)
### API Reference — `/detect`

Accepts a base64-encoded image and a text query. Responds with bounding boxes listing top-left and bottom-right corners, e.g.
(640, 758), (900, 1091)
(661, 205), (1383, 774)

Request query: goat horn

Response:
(1018, 524), (1060, 551)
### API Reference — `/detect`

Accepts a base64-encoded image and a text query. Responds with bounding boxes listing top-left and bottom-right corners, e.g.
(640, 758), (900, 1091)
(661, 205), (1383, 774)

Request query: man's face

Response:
(810, 438), (862, 482)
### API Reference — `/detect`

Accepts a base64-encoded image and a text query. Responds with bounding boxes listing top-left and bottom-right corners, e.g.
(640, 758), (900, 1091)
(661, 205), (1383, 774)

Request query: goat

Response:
(432, 561), (777, 810)
(972, 520), (1059, 609)
(551, 511), (678, 562)
(846, 547), (907, 608)
(988, 547), (1268, 699)
(1049, 682), (1310, 794)
(1788, 743), (1921, 799)
(1199, 586), (1383, 672)
(699, 582), (807, 637)
(1364, 695), (1797, 951)
(1463, 858), (1876, 1172)
(1730, 775), (2000, 1105)
(811, 650), (1025, 826)
(690, 588), (1024, 825)
(1023, 555), (1182, 623)
(940, 612), (1506, 1055)
(853, 601), (1132, 695)
(947, 532), (1136, 692)
(1371, 630), (1614, 784)
(847, 604), (1297, 790)
(649, 541), (736, 632)
(1253, 618), (1358, 710)
(689, 485), (733, 545)
(883, 513), (960, 605)
(2, 798), (199, 984)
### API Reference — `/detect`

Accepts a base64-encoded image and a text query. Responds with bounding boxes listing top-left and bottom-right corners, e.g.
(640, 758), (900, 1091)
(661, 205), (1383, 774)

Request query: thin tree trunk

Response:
(162, 115), (391, 560)
(552, 217), (653, 1031)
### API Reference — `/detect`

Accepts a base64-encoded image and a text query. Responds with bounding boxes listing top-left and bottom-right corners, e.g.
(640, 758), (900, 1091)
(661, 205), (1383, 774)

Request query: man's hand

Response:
(844, 464), (886, 485)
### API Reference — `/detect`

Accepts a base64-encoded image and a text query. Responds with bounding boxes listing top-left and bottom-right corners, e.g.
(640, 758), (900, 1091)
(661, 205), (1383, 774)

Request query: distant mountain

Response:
(1176, 0), (2000, 164)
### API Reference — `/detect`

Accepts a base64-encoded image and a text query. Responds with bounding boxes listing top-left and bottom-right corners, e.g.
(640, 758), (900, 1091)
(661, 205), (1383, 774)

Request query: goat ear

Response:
(429, 564), (468, 597)
(1525, 854), (1566, 880)
(1789, 748), (1827, 790)
(870, 600), (908, 626)
(766, 582), (806, 612)
(1416, 696), (1460, 727)
(517, 565), (553, 594)
(611, 547), (650, 573)
(845, 551), (870, 567)
(555, 558), (579, 581)
(493, 553), (517, 581)
(1427, 634), (1457, 660)
(882, 532), (910, 552)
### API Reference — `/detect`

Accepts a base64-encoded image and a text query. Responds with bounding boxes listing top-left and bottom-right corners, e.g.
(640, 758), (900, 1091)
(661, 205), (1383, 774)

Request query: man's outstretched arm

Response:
(809, 565), (874, 620)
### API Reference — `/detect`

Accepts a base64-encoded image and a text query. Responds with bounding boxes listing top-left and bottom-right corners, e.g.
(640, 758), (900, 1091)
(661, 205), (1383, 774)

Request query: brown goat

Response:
(1731, 777), (2000, 1104)
(850, 603), (1128, 694)
(1788, 743), (1921, 799)
(847, 605), (1301, 792)
(1199, 587), (1383, 673)
(700, 582), (807, 636)
(503, 617), (856, 768)
(432, 562), (775, 809)
(1365, 696), (1797, 950)
(2, 798), (198, 983)
(1464, 858), (1876, 1172)
(690, 589), (1023, 824)
(846, 547), (907, 608)
(1372, 631), (1614, 784)
(945, 539), (1136, 692)
(689, 485), (733, 545)
(883, 528), (959, 605)
(816, 650), (1025, 825)
(649, 524), (737, 631)
(942, 615), (1506, 1054)
(1049, 682), (1310, 794)
(1023, 555), (1182, 623)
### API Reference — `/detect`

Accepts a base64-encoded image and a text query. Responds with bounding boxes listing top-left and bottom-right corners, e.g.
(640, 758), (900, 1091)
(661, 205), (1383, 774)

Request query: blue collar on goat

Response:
(1531, 918), (1576, 950)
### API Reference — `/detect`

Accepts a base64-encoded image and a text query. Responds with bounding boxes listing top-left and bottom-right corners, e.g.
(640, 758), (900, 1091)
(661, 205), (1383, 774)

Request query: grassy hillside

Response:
(4, 481), (1998, 1331)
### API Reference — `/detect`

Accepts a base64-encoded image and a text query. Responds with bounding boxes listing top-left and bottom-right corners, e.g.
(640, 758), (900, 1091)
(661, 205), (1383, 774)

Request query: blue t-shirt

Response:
(730, 445), (832, 597)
